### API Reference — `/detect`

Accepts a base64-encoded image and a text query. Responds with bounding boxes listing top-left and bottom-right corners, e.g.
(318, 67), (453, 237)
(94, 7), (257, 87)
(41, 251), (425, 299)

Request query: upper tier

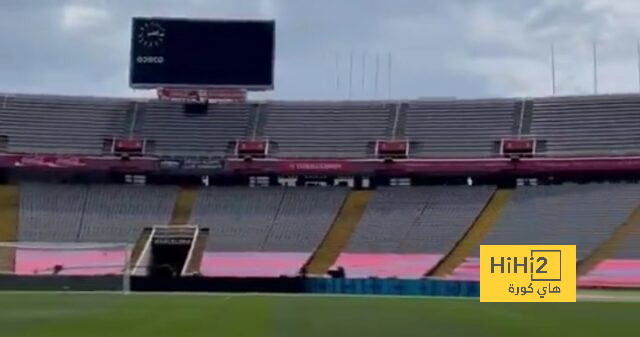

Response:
(1, 93), (639, 158)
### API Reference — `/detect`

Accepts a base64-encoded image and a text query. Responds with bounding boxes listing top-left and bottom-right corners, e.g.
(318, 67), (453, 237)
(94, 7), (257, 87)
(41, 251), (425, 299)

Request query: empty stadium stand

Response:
(449, 183), (640, 281)
(305, 190), (373, 275)
(262, 102), (393, 157)
(332, 186), (494, 278)
(79, 185), (177, 243)
(531, 95), (640, 155)
(19, 183), (86, 242)
(404, 99), (517, 157)
(579, 205), (640, 288)
(4, 89), (640, 287)
(429, 189), (512, 277)
(15, 183), (177, 275)
(140, 101), (252, 156)
(0, 94), (128, 154)
(18, 183), (177, 243)
(2, 93), (640, 158)
(190, 187), (347, 276)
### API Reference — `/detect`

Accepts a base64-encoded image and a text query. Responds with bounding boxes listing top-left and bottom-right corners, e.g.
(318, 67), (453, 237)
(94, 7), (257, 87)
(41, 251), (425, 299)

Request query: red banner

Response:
(377, 140), (408, 152)
(227, 156), (640, 176)
(2, 153), (640, 176)
(0, 154), (158, 172)
(14, 155), (86, 168)
(276, 160), (362, 174)
(502, 138), (535, 155)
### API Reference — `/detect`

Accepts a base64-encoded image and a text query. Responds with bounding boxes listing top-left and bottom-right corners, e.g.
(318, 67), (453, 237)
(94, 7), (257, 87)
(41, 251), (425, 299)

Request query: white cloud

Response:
(62, 3), (111, 31)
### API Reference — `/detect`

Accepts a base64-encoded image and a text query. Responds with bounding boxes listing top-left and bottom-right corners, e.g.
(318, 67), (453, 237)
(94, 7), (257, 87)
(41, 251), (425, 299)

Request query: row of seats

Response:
(0, 94), (128, 154)
(405, 99), (515, 157)
(332, 186), (494, 278)
(345, 186), (494, 253)
(450, 182), (640, 282)
(532, 95), (640, 155)
(193, 187), (347, 277)
(3, 93), (640, 158)
(142, 101), (251, 156)
(263, 102), (392, 157)
(19, 184), (347, 252)
(191, 187), (347, 252)
(15, 182), (640, 279)
(472, 183), (640, 259)
(19, 183), (176, 243)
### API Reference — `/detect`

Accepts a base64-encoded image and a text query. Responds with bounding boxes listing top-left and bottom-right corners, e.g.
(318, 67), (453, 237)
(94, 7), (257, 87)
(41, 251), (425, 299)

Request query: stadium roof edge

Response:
(5, 91), (640, 105)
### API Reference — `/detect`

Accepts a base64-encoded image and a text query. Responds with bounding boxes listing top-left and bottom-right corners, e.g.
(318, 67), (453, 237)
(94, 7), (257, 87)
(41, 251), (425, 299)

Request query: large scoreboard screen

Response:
(129, 17), (275, 89)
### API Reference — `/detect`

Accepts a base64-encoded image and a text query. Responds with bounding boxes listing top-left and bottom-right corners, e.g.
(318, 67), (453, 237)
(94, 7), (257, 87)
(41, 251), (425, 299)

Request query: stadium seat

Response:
(332, 186), (494, 278)
(404, 99), (517, 157)
(262, 102), (393, 158)
(449, 183), (640, 281)
(140, 100), (252, 156)
(191, 187), (347, 277)
(531, 94), (640, 155)
(0, 94), (129, 155)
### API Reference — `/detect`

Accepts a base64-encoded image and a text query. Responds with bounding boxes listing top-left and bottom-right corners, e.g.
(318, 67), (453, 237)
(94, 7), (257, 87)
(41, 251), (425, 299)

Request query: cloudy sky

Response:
(2, 0), (640, 100)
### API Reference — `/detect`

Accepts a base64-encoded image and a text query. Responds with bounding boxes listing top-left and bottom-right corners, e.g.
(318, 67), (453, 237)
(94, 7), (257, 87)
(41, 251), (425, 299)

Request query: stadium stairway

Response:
(169, 187), (197, 226)
(0, 185), (19, 273)
(427, 188), (512, 277)
(183, 228), (209, 275)
(576, 204), (640, 276)
(168, 188), (207, 274)
(130, 227), (153, 274)
(304, 190), (373, 275)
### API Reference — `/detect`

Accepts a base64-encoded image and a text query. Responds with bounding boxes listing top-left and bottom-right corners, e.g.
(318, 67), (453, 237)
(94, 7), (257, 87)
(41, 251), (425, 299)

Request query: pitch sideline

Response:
(0, 290), (639, 302)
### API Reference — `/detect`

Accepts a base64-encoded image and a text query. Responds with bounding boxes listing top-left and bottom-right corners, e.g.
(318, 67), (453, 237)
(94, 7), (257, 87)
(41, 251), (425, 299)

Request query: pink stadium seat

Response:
(447, 257), (480, 281)
(331, 253), (442, 278)
(578, 260), (640, 288)
(15, 249), (125, 275)
(200, 252), (310, 277)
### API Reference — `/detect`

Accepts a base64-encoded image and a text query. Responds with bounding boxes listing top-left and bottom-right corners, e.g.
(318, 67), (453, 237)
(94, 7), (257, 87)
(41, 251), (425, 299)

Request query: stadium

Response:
(1, 6), (640, 337)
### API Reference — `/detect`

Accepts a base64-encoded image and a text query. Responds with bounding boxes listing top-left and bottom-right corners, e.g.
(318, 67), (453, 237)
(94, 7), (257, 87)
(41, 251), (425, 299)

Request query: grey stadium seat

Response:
(140, 100), (251, 156)
(346, 186), (494, 254)
(0, 94), (128, 155)
(191, 187), (346, 252)
(531, 95), (640, 155)
(475, 183), (640, 259)
(19, 183), (177, 243)
(262, 102), (392, 158)
(79, 185), (177, 243)
(405, 99), (516, 157)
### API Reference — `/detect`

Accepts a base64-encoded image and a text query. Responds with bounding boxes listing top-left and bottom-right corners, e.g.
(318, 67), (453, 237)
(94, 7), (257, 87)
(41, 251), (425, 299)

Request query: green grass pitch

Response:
(0, 291), (639, 337)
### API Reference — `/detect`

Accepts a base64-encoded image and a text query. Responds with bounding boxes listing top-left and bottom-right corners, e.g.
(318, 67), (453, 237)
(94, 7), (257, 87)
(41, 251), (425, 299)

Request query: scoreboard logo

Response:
(480, 245), (576, 302)
(136, 56), (164, 64)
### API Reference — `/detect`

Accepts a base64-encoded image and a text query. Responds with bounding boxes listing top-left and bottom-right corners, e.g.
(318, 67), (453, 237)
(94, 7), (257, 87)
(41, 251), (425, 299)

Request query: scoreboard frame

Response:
(129, 17), (275, 90)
